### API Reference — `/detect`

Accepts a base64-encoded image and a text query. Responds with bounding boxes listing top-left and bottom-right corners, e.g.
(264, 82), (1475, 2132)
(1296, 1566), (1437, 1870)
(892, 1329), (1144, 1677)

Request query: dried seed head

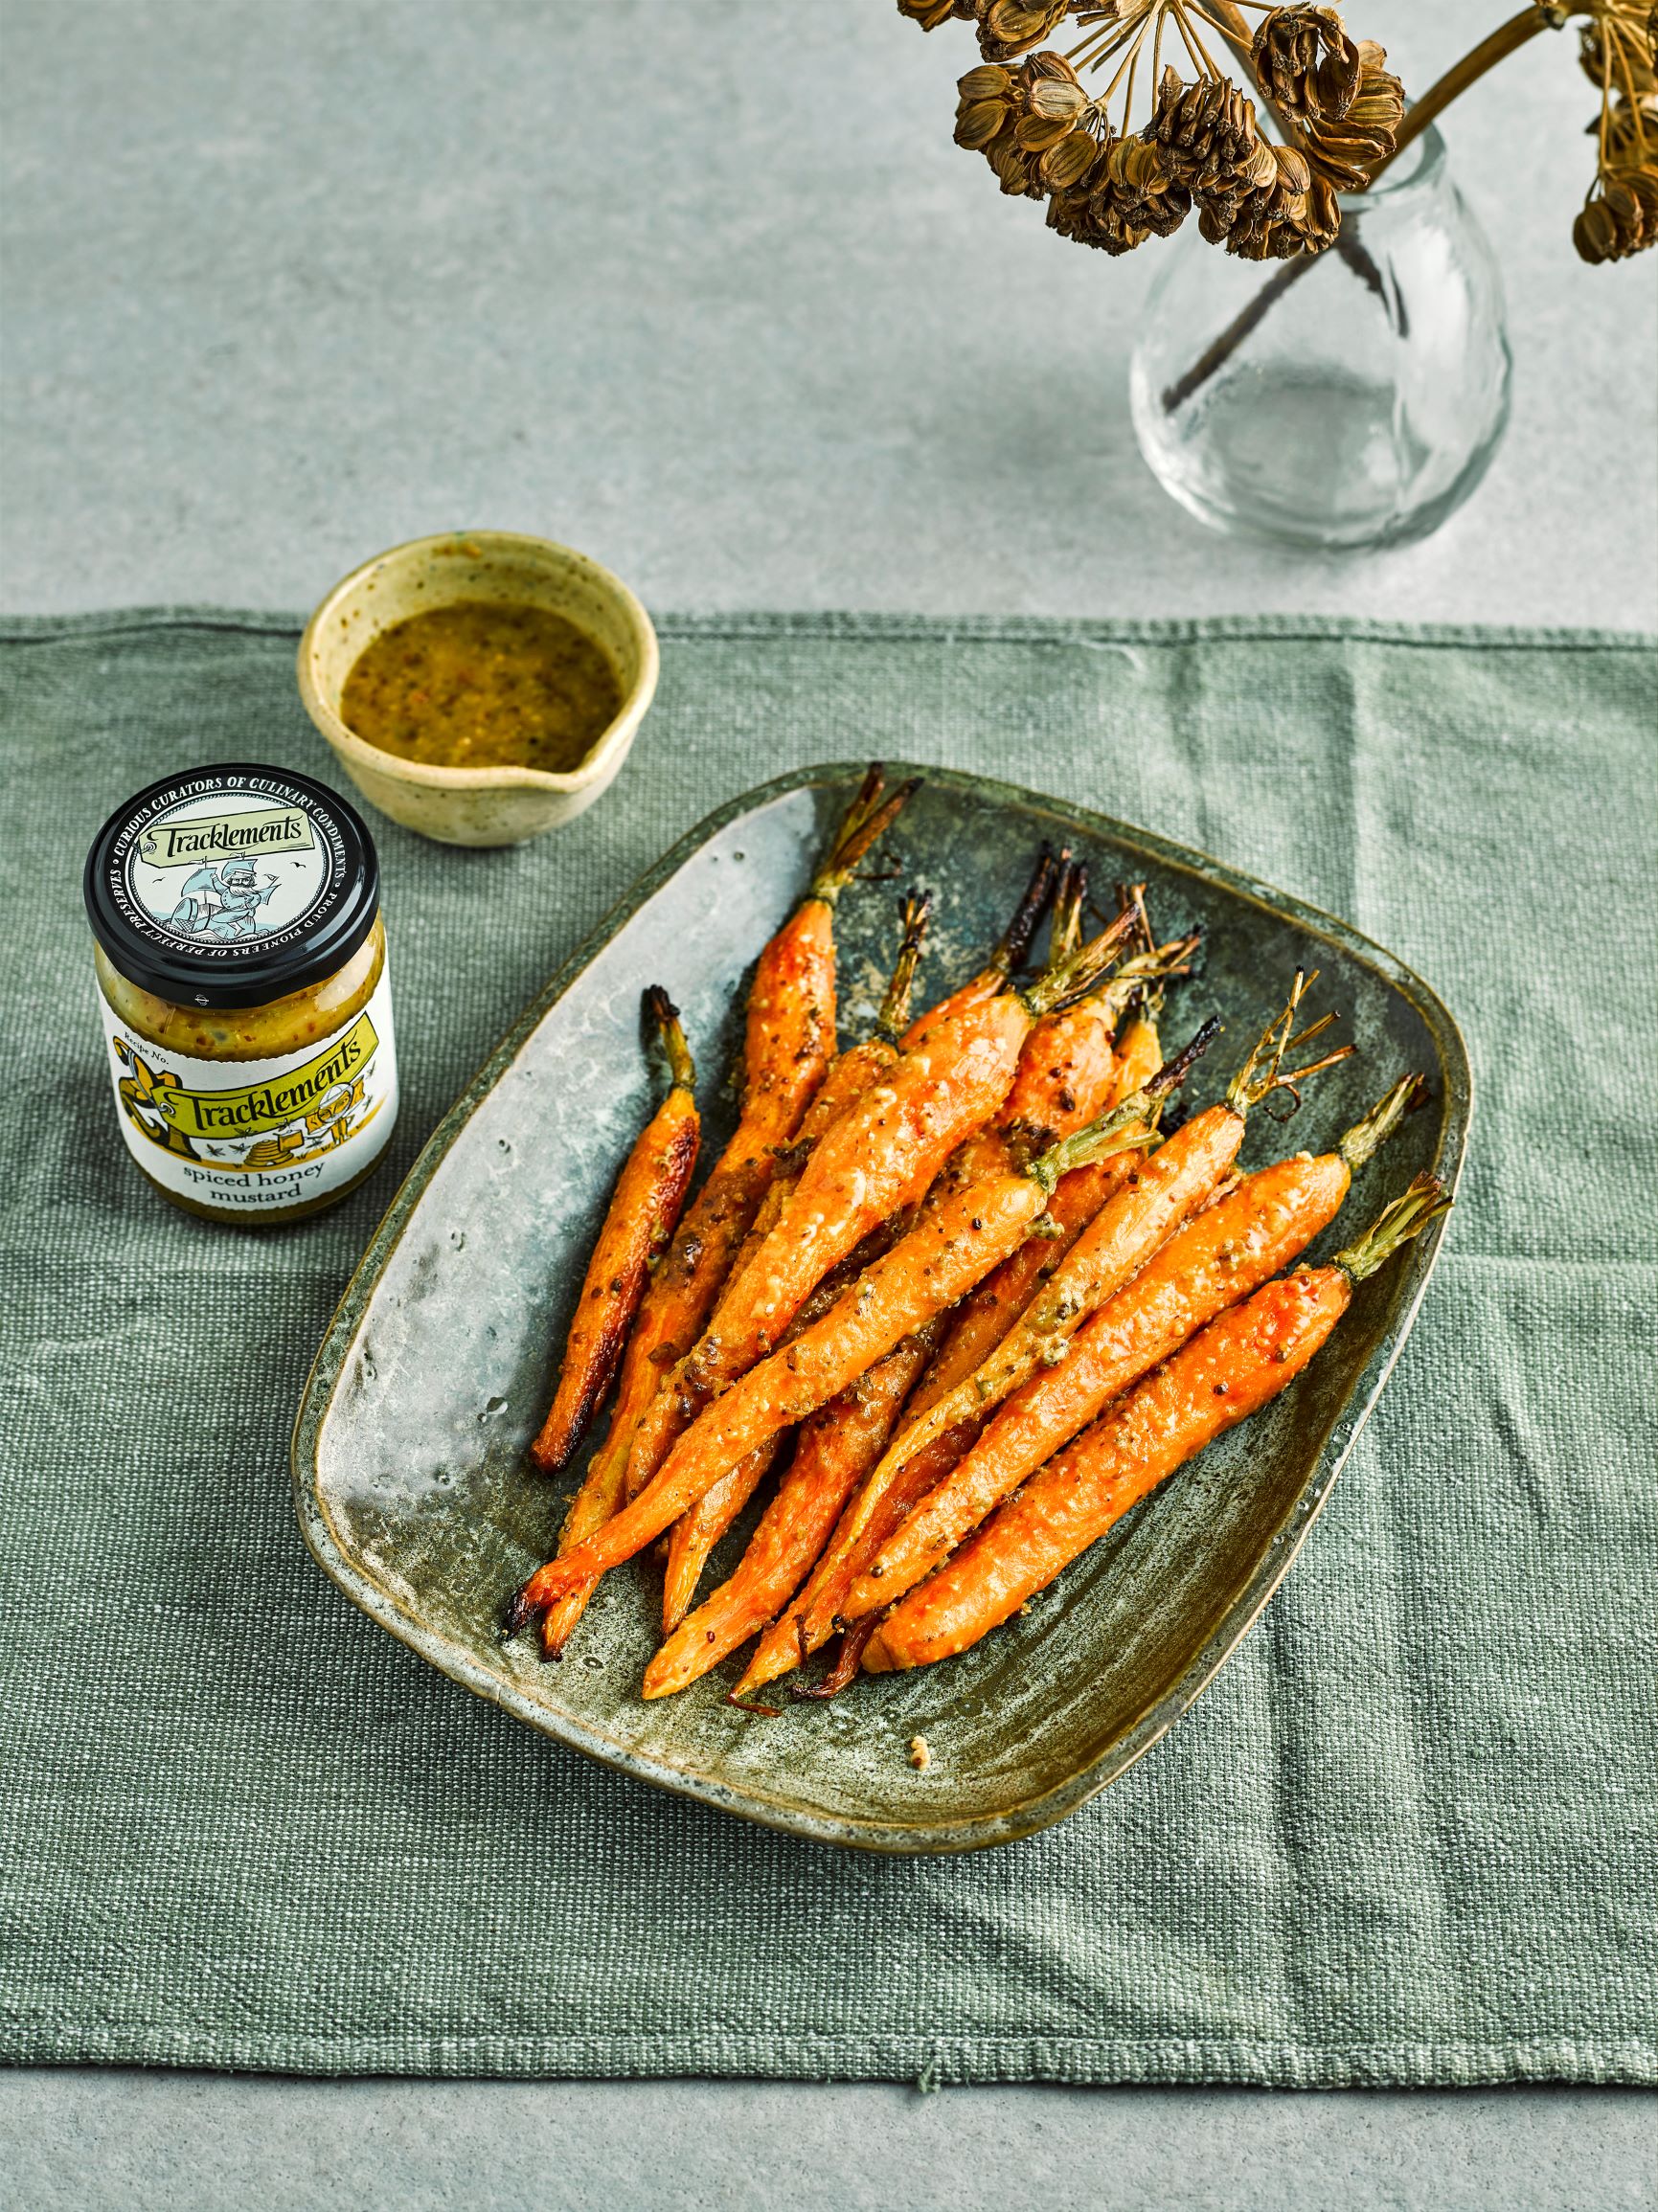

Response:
(958, 49), (1102, 201)
(977, 0), (1079, 64)
(898, 0), (975, 32)
(1576, 138), (1658, 260)
(1575, 12), (1658, 264)
(1579, 9), (1658, 99)
(1047, 126), (1188, 255)
(1253, 5), (1364, 125)
(1298, 40), (1404, 193)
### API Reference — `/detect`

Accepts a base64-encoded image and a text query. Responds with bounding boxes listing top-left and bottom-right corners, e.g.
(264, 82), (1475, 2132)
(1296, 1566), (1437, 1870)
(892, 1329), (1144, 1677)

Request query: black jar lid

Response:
(84, 763), (381, 1010)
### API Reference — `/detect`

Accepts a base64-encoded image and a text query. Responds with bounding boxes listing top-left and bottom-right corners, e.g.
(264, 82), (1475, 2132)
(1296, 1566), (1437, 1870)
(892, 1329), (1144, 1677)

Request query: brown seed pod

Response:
(957, 50), (1101, 200)
(1046, 128), (1190, 255)
(1253, 5), (1364, 124)
(1579, 9), (1658, 99)
(977, 0), (1079, 64)
(897, 0), (974, 32)
(1297, 40), (1404, 193)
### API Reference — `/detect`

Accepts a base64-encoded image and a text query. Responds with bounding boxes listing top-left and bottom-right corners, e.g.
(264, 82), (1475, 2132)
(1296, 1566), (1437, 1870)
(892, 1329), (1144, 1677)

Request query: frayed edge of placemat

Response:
(2, 2025), (1653, 2087)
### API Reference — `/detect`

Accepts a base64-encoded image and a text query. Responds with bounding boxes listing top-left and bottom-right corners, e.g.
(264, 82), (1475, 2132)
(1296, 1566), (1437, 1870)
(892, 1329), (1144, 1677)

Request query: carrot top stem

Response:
(1338, 1073), (1430, 1172)
(645, 985), (696, 1095)
(1021, 904), (1140, 1019)
(992, 846), (1061, 981)
(1095, 930), (1201, 1028)
(1116, 880), (1154, 959)
(1026, 1015), (1219, 1193)
(1226, 969), (1354, 1119)
(1044, 854), (1084, 973)
(1334, 1173), (1452, 1283)
(810, 766), (922, 907)
(874, 892), (934, 1046)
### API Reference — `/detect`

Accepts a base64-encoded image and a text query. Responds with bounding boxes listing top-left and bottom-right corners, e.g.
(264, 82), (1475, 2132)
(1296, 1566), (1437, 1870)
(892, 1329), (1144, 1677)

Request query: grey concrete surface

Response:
(2, 0), (1654, 626)
(1, 1), (1653, 2204)
(2, 2073), (1654, 2212)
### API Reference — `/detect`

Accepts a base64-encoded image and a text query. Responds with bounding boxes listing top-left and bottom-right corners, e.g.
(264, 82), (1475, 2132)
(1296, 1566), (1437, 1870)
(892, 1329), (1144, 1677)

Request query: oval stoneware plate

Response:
(292, 763), (1469, 1853)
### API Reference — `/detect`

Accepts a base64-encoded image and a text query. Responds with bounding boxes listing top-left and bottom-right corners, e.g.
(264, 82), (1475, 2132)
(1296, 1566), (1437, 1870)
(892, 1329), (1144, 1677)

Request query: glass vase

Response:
(1129, 124), (1511, 553)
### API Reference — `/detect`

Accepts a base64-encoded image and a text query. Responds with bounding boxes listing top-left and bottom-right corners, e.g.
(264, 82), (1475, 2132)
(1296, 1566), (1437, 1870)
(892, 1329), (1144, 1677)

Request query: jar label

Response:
(98, 969), (398, 1213)
(110, 773), (348, 958)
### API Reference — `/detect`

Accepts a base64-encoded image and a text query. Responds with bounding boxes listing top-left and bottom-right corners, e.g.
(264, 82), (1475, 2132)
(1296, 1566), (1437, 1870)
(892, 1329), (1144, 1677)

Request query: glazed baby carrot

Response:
(923, 979), (1171, 1406)
(644, 1319), (947, 1700)
(532, 766), (912, 1656)
(510, 1063), (1183, 1622)
(616, 902), (1147, 1504)
(654, 895), (934, 1623)
(733, 1410), (957, 1698)
(735, 973), (1184, 1695)
(861, 1176), (1451, 1674)
(859, 972), (1349, 1514)
(738, 982), (1332, 1693)
(845, 1073), (1425, 1618)
(658, 1437), (783, 1633)
(775, 983), (1176, 1664)
(528, 990), (700, 1478)
(905, 903), (1181, 1426)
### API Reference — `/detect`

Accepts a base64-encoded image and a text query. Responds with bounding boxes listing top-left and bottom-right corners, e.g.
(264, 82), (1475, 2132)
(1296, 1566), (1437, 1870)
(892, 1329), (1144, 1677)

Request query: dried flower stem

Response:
(1161, 4), (1569, 414)
(1374, 6), (1556, 171)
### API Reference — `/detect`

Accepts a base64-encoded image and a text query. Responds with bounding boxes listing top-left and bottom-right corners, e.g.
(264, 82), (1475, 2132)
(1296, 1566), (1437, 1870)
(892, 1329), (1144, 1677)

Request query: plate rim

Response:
(291, 760), (1472, 1854)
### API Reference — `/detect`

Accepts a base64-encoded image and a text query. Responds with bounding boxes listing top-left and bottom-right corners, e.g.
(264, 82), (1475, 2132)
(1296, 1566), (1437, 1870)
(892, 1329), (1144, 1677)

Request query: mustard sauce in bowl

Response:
(340, 602), (623, 775)
(298, 531), (659, 847)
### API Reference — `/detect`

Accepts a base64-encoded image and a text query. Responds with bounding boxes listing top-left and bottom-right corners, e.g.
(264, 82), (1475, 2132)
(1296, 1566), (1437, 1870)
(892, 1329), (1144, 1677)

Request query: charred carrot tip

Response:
(995, 846), (1060, 976)
(725, 1690), (783, 1717)
(501, 1589), (540, 1642)
(645, 985), (696, 1093)
(1149, 1014), (1221, 1095)
(791, 1613), (880, 1700)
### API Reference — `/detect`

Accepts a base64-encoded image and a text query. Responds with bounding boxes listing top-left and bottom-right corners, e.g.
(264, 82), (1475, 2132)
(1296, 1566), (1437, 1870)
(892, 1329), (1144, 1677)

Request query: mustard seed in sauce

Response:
(341, 602), (623, 772)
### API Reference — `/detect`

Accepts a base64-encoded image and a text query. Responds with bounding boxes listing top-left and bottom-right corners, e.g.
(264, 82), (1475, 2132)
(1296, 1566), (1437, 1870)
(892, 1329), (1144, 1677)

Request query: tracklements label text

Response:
(98, 970), (398, 1209)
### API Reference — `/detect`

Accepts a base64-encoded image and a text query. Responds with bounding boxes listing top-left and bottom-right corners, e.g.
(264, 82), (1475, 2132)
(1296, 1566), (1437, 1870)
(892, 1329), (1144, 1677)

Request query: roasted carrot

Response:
(899, 845), (1056, 1052)
(510, 1053), (1192, 1623)
(644, 1318), (947, 1700)
(859, 971), (1350, 1516)
(612, 903), (1147, 1501)
(773, 984), (1170, 1660)
(740, 977), (1341, 1688)
(654, 894), (934, 1626)
(736, 978), (1179, 1699)
(528, 991), (701, 1478)
(845, 1073), (1425, 1617)
(658, 1438), (783, 1633)
(531, 766), (912, 1657)
(862, 1175), (1451, 1673)
(926, 982), (1170, 1401)
(905, 913), (1177, 1426)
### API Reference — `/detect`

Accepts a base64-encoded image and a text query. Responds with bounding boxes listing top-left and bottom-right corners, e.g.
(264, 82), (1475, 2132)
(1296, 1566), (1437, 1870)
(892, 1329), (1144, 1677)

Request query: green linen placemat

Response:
(1, 611), (1652, 2086)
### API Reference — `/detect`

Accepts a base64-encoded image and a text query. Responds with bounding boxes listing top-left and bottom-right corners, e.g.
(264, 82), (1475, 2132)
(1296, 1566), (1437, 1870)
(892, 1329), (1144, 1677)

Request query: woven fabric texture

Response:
(1, 611), (1652, 2085)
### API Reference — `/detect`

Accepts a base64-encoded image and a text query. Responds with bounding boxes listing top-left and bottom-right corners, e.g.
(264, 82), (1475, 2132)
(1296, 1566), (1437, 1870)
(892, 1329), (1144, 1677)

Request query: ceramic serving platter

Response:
(292, 764), (1469, 1853)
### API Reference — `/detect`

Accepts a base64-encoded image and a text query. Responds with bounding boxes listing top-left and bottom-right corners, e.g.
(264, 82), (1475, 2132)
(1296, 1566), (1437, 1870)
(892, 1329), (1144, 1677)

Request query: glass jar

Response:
(1129, 124), (1511, 553)
(84, 764), (399, 1226)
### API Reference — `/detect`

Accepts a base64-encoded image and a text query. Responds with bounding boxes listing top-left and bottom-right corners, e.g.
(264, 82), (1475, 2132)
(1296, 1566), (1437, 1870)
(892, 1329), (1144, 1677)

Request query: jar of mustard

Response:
(84, 763), (398, 1226)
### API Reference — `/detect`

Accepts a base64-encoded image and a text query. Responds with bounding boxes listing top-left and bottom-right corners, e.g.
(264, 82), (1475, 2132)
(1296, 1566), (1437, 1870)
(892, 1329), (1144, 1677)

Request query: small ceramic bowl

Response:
(297, 530), (658, 847)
